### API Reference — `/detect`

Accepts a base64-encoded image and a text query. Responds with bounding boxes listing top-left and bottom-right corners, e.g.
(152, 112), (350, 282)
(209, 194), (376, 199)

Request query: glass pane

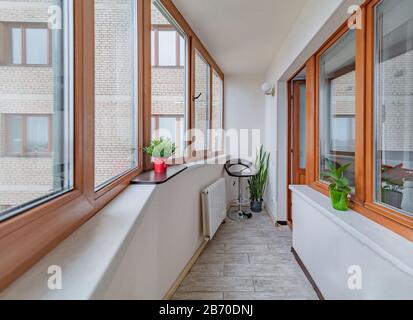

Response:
(158, 31), (176, 66)
(26, 116), (49, 153)
(94, 0), (138, 189)
(6, 115), (23, 153)
(374, 0), (413, 216)
(212, 71), (223, 130)
(151, 1), (187, 157)
(151, 31), (155, 65)
(179, 35), (185, 66)
(194, 50), (210, 151)
(25, 28), (49, 65)
(319, 30), (356, 188)
(11, 27), (22, 64)
(298, 83), (307, 169)
(158, 116), (176, 142)
(0, 0), (73, 222)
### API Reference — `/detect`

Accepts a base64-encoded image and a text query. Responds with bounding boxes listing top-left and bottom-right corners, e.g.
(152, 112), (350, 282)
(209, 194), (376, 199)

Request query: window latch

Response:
(193, 93), (202, 101)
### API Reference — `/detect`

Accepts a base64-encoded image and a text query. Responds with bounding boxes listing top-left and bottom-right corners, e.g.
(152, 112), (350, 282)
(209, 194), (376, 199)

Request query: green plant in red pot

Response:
(144, 137), (176, 174)
(321, 160), (352, 211)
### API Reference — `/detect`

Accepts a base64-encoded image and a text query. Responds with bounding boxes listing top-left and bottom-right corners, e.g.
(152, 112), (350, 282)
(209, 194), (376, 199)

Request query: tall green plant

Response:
(248, 146), (270, 202)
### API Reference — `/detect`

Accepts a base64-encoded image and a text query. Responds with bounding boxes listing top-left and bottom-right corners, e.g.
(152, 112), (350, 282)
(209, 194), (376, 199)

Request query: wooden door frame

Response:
(287, 68), (307, 227)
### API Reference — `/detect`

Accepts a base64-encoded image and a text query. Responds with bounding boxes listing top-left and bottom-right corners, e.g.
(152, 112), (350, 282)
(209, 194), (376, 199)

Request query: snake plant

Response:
(248, 146), (270, 202)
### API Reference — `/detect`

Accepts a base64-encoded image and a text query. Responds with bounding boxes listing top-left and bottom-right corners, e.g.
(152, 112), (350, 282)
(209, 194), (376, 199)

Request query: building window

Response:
(151, 1), (187, 158)
(374, 0), (413, 216)
(0, 0), (73, 223)
(151, 26), (185, 67)
(94, 0), (139, 190)
(1, 23), (51, 66)
(151, 115), (185, 153)
(3, 114), (52, 157)
(319, 30), (356, 188)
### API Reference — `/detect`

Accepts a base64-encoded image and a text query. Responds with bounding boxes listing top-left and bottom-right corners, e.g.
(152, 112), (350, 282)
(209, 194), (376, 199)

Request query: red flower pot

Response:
(153, 159), (167, 174)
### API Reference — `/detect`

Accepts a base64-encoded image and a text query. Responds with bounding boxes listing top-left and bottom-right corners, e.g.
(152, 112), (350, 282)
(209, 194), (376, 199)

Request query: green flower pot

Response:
(330, 189), (350, 211)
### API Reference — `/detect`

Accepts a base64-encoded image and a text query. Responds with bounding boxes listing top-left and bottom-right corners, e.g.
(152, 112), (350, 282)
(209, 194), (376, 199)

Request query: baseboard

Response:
(291, 247), (325, 300)
(163, 240), (209, 300)
(277, 221), (288, 226)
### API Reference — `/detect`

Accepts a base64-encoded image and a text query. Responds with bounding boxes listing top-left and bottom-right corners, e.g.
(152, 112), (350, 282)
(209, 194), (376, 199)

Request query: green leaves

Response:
(321, 159), (351, 193)
(248, 146), (270, 202)
(144, 137), (176, 159)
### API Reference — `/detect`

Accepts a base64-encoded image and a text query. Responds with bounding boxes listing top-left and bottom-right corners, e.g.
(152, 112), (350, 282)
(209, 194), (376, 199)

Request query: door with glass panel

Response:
(292, 80), (307, 185)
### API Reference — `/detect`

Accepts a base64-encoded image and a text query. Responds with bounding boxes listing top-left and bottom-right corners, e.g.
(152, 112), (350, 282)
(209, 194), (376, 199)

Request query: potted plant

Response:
(321, 160), (352, 211)
(144, 137), (176, 174)
(248, 146), (270, 213)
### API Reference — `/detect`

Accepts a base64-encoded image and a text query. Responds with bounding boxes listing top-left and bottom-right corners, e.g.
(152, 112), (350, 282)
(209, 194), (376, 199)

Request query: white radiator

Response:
(202, 178), (227, 240)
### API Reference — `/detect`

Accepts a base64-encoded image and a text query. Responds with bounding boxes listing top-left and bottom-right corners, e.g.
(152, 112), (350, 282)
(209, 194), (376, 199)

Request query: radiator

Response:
(202, 178), (227, 240)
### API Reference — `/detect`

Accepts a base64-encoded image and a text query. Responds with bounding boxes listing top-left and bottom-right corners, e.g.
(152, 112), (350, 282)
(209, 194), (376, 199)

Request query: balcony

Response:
(0, 0), (412, 302)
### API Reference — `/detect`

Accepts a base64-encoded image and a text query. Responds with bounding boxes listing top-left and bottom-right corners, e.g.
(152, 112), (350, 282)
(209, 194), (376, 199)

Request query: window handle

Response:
(193, 93), (202, 101)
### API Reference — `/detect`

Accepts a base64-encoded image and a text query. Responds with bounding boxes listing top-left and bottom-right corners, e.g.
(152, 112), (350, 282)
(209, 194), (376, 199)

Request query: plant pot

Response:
(153, 159), (167, 174)
(251, 200), (263, 213)
(382, 190), (403, 209)
(329, 189), (350, 211)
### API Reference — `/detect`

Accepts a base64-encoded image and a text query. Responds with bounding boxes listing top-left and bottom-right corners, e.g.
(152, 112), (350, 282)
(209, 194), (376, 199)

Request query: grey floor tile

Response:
(224, 264), (285, 278)
(225, 244), (270, 254)
(190, 264), (224, 276)
(179, 276), (254, 293)
(197, 253), (250, 264)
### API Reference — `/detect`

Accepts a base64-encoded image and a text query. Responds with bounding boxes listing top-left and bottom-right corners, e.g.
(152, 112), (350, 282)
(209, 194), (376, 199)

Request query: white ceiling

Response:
(172, 0), (308, 75)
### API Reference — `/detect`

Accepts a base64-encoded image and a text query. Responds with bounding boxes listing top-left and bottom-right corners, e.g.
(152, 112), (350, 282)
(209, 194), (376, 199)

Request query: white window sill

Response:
(289, 185), (413, 277)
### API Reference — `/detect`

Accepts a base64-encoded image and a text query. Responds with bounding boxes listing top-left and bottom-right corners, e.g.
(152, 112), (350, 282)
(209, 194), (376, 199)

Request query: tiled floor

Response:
(172, 211), (319, 300)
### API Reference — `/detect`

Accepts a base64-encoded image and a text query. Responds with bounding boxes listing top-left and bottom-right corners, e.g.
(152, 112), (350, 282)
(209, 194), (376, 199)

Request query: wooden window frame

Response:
(0, 0), (145, 292)
(151, 24), (184, 68)
(2, 114), (53, 158)
(300, 0), (413, 241)
(144, 0), (225, 169)
(1, 22), (52, 66)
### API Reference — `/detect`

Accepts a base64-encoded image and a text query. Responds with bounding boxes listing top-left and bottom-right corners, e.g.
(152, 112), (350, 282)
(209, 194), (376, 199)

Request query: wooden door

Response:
(292, 80), (307, 185)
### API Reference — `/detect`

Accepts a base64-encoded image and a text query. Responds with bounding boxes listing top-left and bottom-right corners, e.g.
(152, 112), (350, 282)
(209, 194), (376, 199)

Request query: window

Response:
(0, 0), (224, 290)
(3, 114), (52, 157)
(374, 0), (413, 217)
(0, 0), (73, 223)
(94, 0), (138, 190)
(151, 1), (187, 157)
(319, 30), (356, 188)
(151, 27), (185, 67)
(1, 23), (50, 65)
(151, 115), (185, 150)
(212, 70), (223, 130)
(193, 49), (210, 151)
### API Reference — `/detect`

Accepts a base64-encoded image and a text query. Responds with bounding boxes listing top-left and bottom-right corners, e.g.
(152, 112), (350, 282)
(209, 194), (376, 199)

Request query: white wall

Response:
(262, 0), (366, 221)
(224, 75), (266, 203)
(291, 186), (413, 300)
(100, 164), (225, 299)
